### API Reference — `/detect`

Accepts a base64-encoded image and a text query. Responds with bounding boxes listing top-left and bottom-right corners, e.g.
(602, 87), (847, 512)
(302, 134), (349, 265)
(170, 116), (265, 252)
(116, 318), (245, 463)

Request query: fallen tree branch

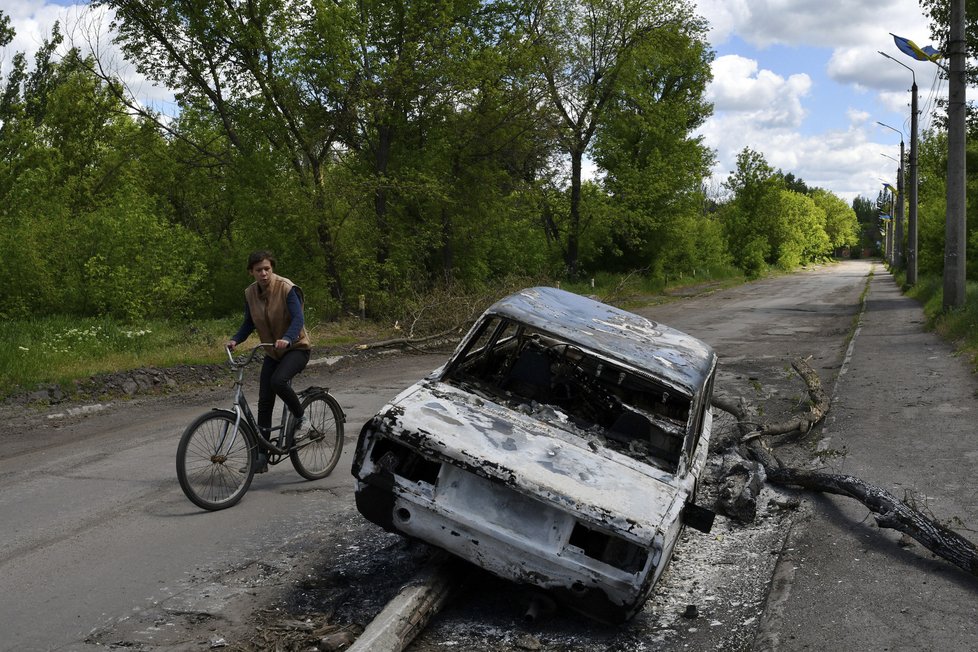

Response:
(711, 360), (978, 579)
(355, 326), (466, 351)
(765, 467), (978, 577)
(743, 357), (828, 441)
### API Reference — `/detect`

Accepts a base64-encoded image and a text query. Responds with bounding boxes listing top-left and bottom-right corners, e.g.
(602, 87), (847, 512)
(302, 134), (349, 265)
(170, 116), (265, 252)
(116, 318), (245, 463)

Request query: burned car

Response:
(352, 287), (717, 623)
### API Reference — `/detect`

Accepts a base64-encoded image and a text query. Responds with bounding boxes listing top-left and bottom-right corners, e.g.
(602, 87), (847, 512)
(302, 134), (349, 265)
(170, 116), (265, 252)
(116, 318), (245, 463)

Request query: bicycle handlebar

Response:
(225, 342), (277, 368)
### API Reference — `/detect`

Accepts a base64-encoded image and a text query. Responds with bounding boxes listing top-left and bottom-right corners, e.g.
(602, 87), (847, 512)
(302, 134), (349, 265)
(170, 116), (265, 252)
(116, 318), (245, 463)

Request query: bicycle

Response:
(176, 343), (346, 511)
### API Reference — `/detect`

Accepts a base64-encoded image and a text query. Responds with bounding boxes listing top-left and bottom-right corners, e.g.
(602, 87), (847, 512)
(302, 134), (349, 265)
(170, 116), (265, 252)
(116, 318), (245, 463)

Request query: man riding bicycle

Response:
(226, 250), (311, 473)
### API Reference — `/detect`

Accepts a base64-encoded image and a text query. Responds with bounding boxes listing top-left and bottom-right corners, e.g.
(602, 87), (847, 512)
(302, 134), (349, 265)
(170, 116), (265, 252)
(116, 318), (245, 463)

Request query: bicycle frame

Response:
(221, 342), (310, 455)
(221, 343), (292, 458)
(178, 342), (345, 510)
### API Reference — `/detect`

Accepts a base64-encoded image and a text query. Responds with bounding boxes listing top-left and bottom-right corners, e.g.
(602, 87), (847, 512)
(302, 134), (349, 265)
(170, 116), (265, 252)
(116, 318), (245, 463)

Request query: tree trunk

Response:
(374, 123), (393, 268)
(765, 466), (978, 577)
(712, 357), (978, 578)
(567, 147), (583, 277)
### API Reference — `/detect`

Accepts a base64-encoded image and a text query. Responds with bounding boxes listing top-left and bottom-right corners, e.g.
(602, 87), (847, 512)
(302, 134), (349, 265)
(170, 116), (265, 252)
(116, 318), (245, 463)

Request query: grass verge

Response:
(903, 272), (978, 371)
(0, 315), (401, 399)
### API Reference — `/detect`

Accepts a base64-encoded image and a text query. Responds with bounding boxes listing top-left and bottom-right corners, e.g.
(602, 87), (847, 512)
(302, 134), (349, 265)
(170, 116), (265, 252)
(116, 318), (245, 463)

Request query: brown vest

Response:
(244, 273), (311, 359)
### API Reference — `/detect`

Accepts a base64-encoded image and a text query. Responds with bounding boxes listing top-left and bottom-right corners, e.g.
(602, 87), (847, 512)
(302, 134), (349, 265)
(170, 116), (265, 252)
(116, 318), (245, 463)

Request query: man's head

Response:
(247, 250), (276, 288)
(247, 250), (276, 271)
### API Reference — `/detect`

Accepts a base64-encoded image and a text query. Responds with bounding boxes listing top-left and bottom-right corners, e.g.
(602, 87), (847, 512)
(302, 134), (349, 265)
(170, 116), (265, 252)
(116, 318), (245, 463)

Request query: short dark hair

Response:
(247, 250), (276, 271)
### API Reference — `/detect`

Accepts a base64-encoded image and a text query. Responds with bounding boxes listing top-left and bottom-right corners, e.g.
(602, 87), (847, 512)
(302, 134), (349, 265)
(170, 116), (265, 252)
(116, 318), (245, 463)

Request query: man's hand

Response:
(275, 339), (290, 350)
(226, 340), (237, 351)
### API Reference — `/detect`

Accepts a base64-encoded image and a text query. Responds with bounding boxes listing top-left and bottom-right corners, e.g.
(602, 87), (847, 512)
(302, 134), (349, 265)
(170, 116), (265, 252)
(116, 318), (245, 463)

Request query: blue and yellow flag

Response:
(884, 183), (898, 196)
(891, 33), (941, 62)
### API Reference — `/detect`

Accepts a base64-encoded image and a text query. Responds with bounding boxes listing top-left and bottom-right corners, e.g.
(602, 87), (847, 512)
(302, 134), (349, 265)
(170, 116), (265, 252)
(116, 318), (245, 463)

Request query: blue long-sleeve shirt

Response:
(232, 287), (304, 345)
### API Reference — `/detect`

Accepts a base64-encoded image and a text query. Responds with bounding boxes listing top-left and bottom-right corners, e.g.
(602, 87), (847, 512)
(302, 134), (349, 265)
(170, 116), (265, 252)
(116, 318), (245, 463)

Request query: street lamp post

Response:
(881, 153), (901, 261)
(877, 121), (905, 269)
(945, 0), (967, 310)
(879, 51), (919, 285)
(878, 179), (894, 263)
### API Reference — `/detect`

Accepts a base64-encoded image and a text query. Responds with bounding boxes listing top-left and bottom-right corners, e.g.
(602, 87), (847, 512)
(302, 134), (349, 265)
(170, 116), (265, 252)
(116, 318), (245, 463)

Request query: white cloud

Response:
(693, 0), (750, 45)
(2, 1), (175, 112)
(708, 54), (811, 129)
(698, 0), (928, 50)
(694, 0), (943, 201)
(699, 76), (906, 203)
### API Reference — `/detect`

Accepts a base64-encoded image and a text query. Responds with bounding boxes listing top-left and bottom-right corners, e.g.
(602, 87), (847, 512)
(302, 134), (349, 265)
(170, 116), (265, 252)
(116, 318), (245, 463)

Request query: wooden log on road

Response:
(346, 551), (461, 652)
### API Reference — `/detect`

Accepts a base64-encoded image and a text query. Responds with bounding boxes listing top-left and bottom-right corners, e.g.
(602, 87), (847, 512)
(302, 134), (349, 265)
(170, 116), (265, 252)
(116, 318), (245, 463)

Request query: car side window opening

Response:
(444, 316), (693, 473)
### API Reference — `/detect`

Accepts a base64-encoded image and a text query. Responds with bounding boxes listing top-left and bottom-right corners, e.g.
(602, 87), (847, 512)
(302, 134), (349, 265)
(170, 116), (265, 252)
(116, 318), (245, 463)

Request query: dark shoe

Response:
(239, 453), (268, 474)
(289, 415), (306, 446)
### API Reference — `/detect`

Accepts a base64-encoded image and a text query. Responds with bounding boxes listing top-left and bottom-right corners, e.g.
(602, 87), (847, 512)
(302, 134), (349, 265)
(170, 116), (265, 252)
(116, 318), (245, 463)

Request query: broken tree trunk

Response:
(764, 466), (978, 577)
(711, 357), (978, 578)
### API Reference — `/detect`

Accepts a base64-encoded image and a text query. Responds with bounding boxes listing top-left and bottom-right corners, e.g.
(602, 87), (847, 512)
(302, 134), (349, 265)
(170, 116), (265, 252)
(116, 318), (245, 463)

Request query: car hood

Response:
(375, 380), (690, 543)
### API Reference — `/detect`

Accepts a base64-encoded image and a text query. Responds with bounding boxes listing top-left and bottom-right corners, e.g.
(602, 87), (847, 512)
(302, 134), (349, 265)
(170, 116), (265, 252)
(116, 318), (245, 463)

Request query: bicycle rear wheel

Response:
(290, 391), (344, 480)
(177, 411), (256, 510)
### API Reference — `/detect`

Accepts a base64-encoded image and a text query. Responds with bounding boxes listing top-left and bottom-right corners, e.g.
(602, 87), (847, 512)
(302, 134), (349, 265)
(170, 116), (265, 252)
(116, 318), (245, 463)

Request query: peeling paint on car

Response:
(352, 287), (717, 623)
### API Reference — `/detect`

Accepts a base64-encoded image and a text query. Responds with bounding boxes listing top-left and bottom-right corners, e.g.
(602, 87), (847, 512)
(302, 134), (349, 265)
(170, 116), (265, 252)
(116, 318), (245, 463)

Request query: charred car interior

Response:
(443, 316), (697, 474)
(352, 287), (718, 623)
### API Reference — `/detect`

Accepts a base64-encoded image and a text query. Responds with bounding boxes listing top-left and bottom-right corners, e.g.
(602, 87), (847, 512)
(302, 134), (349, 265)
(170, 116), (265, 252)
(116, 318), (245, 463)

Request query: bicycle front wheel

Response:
(290, 391), (344, 480)
(177, 411), (256, 510)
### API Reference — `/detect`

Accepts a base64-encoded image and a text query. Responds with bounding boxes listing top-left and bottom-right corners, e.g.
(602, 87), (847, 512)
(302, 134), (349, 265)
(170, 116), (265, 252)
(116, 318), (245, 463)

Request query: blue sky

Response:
(695, 0), (947, 202)
(4, 0), (951, 203)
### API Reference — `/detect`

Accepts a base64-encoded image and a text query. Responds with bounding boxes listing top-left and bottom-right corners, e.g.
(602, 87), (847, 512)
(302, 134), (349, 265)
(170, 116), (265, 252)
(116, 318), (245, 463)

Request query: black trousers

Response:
(257, 349), (310, 433)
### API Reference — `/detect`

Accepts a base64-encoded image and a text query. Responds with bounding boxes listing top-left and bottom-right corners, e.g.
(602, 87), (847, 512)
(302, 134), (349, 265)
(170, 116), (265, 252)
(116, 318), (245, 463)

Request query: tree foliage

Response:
(523, 0), (707, 277)
(1, 2), (861, 324)
(718, 148), (841, 277)
(0, 23), (208, 320)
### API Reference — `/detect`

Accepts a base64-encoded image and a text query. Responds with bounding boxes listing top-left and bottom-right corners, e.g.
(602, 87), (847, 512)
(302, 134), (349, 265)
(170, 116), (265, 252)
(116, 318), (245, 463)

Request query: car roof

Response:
(485, 286), (716, 394)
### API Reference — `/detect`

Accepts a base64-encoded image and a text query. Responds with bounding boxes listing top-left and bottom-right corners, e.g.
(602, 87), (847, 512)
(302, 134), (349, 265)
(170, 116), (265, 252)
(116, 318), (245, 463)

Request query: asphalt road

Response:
(0, 354), (446, 651)
(2, 259), (975, 651)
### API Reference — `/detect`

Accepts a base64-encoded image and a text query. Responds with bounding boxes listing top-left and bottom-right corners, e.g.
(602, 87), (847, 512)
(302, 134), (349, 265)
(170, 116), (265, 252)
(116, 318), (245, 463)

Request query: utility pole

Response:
(894, 142), (905, 269)
(895, 140), (905, 269)
(877, 51), (921, 284)
(908, 78), (919, 285)
(877, 121), (905, 269)
(944, 0), (967, 310)
(885, 215), (893, 262)
(886, 192), (896, 265)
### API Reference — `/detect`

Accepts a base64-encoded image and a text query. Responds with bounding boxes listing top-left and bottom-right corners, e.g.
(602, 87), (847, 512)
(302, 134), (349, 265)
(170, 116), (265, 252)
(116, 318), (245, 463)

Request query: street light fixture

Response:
(878, 50), (919, 285)
(877, 178), (895, 263)
(876, 120), (905, 270)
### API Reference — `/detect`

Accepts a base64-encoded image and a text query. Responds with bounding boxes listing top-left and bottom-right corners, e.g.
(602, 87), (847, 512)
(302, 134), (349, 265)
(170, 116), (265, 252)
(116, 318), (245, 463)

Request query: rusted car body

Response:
(352, 287), (717, 622)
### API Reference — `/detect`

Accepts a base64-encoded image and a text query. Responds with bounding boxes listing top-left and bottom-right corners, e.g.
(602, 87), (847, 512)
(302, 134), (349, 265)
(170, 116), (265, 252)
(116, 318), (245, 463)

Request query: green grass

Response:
(561, 264), (746, 308)
(1, 316), (234, 393)
(904, 272), (978, 371)
(0, 314), (399, 398)
(0, 262), (859, 400)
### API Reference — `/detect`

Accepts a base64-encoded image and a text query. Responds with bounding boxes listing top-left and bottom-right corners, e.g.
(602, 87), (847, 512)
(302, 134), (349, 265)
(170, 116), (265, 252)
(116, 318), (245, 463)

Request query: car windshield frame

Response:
(441, 306), (711, 475)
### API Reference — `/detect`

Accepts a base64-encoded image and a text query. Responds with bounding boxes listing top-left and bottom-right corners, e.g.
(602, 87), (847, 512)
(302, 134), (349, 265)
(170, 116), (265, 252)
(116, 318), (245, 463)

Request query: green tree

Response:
(524, 0), (702, 277)
(340, 0), (551, 300)
(0, 25), (208, 320)
(98, 0), (554, 316)
(770, 188), (837, 268)
(98, 0), (363, 307)
(913, 126), (978, 282)
(720, 147), (782, 276)
(590, 17), (717, 277)
(851, 195), (881, 255)
(812, 189), (860, 252)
